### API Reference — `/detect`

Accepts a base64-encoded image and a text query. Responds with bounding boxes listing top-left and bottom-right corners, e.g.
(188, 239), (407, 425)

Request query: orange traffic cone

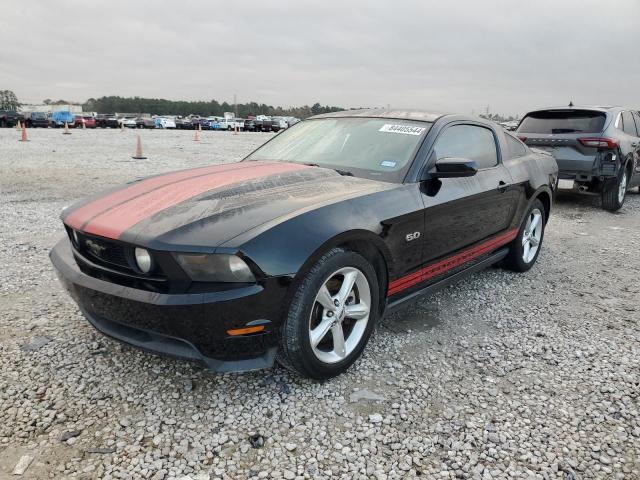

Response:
(19, 124), (29, 142)
(82, 118), (86, 129)
(120, 121), (125, 132)
(194, 126), (200, 142)
(132, 135), (147, 159)
(63, 122), (71, 135)
(233, 125), (239, 135)
(15, 120), (21, 131)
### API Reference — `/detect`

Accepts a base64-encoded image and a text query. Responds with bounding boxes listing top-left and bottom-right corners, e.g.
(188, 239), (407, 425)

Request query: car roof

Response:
(525, 105), (624, 115)
(310, 108), (446, 123)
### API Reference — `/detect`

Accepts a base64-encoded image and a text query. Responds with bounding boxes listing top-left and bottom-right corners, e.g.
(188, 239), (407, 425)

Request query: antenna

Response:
(568, 100), (574, 107)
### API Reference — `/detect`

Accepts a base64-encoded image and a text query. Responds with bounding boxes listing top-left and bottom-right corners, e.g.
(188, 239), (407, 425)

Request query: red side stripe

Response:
(64, 162), (262, 231)
(82, 162), (308, 239)
(388, 228), (518, 296)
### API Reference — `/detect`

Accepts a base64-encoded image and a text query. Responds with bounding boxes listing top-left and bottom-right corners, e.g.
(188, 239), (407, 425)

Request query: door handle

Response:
(497, 181), (510, 193)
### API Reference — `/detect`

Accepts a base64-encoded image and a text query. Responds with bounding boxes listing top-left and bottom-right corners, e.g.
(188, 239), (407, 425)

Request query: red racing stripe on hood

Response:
(79, 162), (309, 239)
(64, 162), (262, 231)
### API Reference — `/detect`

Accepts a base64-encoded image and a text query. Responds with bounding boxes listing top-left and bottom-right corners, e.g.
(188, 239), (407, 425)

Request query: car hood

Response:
(62, 161), (393, 250)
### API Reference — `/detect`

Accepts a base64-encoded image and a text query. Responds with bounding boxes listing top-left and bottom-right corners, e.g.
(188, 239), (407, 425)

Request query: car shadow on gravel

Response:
(380, 300), (442, 334)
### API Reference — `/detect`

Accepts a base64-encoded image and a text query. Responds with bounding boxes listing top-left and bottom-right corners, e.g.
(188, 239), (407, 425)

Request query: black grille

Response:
(75, 232), (132, 271)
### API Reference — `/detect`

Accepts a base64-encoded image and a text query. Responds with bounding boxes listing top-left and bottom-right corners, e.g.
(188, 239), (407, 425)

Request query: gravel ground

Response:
(0, 128), (638, 480)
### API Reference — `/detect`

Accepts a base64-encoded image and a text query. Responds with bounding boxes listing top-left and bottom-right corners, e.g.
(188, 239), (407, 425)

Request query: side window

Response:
(506, 134), (527, 158)
(433, 124), (498, 169)
(633, 112), (640, 137)
(622, 111), (638, 136)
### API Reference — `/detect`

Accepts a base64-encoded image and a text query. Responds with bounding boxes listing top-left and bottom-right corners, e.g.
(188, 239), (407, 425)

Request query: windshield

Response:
(518, 110), (606, 134)
(245, 117), (430, 182)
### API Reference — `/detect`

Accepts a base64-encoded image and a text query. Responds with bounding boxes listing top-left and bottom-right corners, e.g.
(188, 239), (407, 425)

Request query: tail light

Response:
(578, 137), (619, 149)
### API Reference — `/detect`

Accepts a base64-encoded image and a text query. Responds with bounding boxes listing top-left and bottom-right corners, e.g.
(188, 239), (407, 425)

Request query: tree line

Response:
(82, 96), (345, 119)
(0, 90), (20, 110)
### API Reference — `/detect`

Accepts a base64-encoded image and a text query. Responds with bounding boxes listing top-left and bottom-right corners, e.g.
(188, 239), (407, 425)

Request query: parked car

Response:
(285, 117), (301, 127)
(25, 112), (50, 128)
(136, 117), (156, 129)
(253, 118), (264, 132)
(49, 111), (76, 128)
(154, 117), (176, 129)
(96, 114), (120, 128)
(203, 117), (222, 130)
(243, 119), (256, 132)
(217, 118), (233, 130)
(272, 117), (289, 130)
(218, 118), (244, 131)
(191, 117), (208, 130)
(51, 109), (557, 379)
(174, 117), (192, 129)
(74, 115), (97, 128)
(517, 106), (640, 210)
(119, 117), (137, 128)
(0, 110), (24, 128)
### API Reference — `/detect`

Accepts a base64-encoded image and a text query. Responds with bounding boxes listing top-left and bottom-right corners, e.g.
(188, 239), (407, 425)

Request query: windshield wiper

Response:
(303, 163), (353, 176)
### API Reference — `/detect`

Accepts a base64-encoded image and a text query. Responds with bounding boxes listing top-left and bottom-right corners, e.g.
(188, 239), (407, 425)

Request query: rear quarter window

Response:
(506, 134), (527, 158)
(621, 111), (638, 136)
(518, 110), (606, 134)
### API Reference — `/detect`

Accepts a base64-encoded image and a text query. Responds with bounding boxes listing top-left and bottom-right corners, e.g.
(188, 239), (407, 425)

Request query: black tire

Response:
(602, 167), (628, 211)
(502, 199), (546, 273)
(278, 248), (380, 380)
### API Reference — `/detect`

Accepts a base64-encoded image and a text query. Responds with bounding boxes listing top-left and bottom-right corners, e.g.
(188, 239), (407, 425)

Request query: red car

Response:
(74, 116), (97, 129)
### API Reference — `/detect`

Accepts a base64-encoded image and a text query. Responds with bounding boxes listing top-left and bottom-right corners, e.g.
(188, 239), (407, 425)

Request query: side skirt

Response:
(384, 248), (509, 315)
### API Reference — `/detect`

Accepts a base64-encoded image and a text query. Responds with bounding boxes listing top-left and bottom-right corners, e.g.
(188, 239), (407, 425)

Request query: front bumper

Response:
(50, 239), (286, 373)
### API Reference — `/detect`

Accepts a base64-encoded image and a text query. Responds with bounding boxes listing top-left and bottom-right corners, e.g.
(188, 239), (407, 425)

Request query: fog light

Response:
(134, 247), (152, 273)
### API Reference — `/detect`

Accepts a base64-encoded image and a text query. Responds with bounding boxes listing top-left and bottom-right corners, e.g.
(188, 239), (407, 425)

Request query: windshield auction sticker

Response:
(379, 124), (426, 135)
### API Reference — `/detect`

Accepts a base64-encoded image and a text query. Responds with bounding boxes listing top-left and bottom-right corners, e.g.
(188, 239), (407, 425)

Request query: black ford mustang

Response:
(50, 110), (558, 379)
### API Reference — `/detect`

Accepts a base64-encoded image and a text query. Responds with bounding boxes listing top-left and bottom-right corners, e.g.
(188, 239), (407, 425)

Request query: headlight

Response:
(174, 253), (255, 283)
(134, 247), (152, 273)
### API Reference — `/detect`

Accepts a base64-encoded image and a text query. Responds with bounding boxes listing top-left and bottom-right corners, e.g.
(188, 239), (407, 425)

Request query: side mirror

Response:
(429, 157), (478, 179)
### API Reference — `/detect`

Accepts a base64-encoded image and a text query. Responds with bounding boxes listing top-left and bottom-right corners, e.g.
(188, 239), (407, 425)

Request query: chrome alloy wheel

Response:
(309, 267), (371, 364)
(618, 170), (628, 204)
(522, 208), (543, 264)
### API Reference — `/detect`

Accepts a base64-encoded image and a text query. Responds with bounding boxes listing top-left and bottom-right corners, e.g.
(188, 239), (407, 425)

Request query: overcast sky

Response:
(1, 1), (639, 116)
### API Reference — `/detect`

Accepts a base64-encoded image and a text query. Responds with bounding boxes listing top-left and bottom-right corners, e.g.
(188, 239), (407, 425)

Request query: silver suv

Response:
(516, 106), (640, 211)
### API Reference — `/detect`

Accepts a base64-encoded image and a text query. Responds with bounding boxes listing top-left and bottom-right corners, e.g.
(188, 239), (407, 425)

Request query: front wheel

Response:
(502, 199), (546, 272)
(278, 248), (379, 379)
(602, 168), (628, 211)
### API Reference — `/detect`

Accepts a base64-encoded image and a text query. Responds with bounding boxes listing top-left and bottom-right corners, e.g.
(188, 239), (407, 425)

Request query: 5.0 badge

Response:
(405, 232), (421, 242)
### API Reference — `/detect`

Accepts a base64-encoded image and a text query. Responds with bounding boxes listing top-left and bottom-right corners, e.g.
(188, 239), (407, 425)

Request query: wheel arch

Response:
(289, 230), (392, 316)
(532, 188), (552, 224)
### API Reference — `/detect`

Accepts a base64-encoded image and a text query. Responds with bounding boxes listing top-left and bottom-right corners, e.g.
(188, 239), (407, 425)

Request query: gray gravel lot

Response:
(0, 128), (638, 480)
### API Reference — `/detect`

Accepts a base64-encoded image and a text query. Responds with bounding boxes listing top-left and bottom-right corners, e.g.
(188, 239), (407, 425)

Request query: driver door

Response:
(419, 123), (519, 263)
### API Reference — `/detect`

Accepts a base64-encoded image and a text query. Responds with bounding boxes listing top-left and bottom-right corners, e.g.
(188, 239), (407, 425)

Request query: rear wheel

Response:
(502, 199), (546, 272)
(602, 167), (628, 211)
(278, 248), (379, 379)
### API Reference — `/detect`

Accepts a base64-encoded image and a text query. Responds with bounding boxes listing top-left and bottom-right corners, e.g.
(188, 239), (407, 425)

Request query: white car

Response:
(119, 117), (137, 128)
(155, 117), (176, 129)
(272, 117), (289, 130)
(218, 118), (244, 131)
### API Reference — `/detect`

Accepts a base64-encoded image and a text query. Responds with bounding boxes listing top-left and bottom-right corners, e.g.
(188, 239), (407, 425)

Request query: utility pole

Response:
(234, 94), (238, 118)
